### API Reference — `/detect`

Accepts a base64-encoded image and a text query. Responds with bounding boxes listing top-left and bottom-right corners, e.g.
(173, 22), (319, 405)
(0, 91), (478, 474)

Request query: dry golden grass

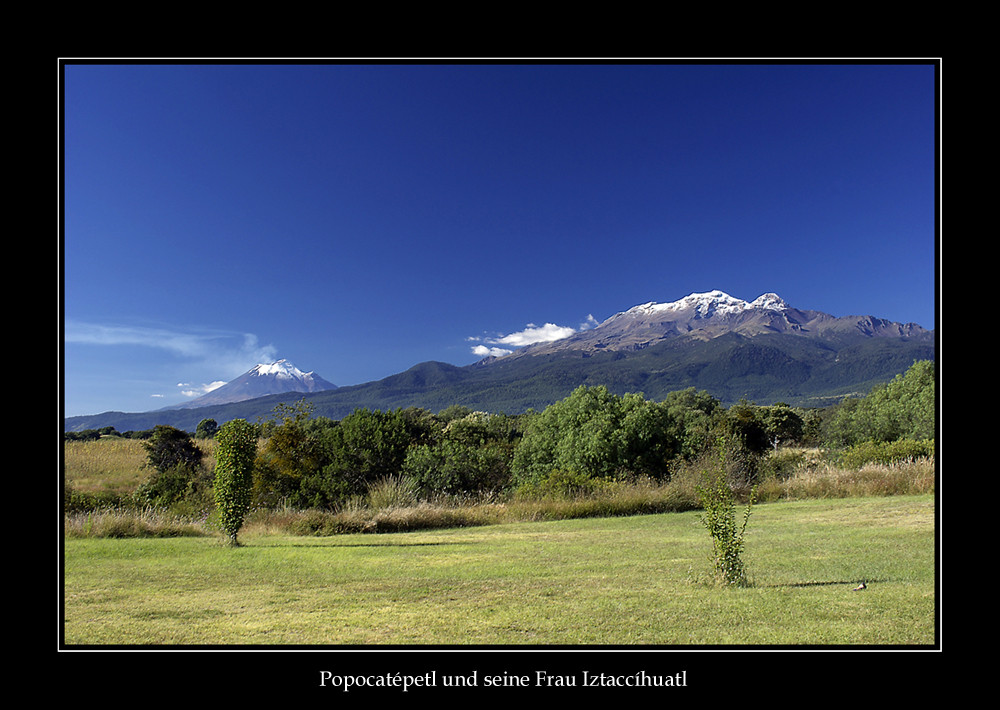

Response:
(63, 437), (218, 496)
(64, 506), (209, 538)
(756, 457), (934, 501)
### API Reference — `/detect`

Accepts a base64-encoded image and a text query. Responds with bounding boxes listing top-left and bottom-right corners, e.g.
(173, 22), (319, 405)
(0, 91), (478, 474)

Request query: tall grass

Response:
(755, 455), (934, 501)
(63, 437), (150, 496)
(63, 436), (218, 496)
(64, 506), (210, 538)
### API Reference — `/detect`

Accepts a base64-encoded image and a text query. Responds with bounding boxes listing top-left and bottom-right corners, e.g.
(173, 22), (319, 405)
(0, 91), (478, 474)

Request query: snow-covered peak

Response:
(251, 359), (312, 379)
(749, 293), (788, 311)
(620, 290), (789, 319)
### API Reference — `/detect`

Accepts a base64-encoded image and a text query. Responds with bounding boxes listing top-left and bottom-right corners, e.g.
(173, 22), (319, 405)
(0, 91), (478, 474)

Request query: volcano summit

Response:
(170, 359), (337, 409)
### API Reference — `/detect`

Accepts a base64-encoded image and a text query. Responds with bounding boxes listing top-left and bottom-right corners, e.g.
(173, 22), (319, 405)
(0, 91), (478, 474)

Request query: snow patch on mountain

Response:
(619, 290), (787, 319)
(251, 359), (314, 380)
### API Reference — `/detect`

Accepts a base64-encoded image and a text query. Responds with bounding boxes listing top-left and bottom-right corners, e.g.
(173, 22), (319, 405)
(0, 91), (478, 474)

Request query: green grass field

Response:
(62, 494), (935, 646)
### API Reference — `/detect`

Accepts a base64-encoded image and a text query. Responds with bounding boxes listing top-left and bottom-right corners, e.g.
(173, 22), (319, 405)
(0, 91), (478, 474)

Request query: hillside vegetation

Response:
(63, 361), (935, 540)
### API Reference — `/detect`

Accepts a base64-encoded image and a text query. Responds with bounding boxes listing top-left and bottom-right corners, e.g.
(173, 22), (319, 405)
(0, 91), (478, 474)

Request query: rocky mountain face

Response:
(493, 290), (931, 360)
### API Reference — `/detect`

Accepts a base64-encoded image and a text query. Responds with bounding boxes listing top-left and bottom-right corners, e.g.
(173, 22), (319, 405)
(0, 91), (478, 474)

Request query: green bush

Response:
(511, 386), (680, 486)
(757, 448), (816, 481)
(63, 483), (129, 513)
(824, 360), (935, 446)
(696, 464), (757, 587)
(214, 419), (258, 546)
(143, 425), (204, 474)
(516, 469), (613, 500)
(837, 438), (934, 469)
(403, 438), (513, 497)
(133, 462), (212, 508)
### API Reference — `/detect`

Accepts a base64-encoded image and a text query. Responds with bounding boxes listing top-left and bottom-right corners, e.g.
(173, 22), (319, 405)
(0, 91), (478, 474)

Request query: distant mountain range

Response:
(64, 290), (935, 433)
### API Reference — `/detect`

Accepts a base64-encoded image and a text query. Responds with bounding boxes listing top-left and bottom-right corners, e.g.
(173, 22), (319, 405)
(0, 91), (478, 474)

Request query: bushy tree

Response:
(294, 408), (412, 508)
(398, 406), (446, 446)
(134, 462), (212, 508)
(715, 401), (771, 486)
(214, 419), (258, 546)
(824, 360), (935, 446)
(252, 401), (324, 507)
(759, 403), (804, 449)
(403, 412), (517, 496)
(511, 386), (678, 486)
(143, 425), (203, 474)
(330, 408), (411, 490)
(195, 418), (219, 439)
(660, 388), (723, 461)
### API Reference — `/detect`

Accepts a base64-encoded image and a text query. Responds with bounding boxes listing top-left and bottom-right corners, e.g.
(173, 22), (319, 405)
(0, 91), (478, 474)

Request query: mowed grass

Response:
(63, 494), (935, 646)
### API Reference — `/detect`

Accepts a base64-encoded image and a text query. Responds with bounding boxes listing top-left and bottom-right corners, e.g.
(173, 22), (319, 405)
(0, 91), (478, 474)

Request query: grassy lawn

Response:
(62, 494), (935, 646)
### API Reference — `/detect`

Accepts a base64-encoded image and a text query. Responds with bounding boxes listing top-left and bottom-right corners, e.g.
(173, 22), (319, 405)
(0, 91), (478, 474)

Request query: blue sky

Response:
(62, 62), (938, 417)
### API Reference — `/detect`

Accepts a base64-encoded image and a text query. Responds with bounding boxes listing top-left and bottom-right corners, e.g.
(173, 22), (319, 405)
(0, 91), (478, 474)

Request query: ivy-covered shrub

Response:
(214, 419), (258, 546)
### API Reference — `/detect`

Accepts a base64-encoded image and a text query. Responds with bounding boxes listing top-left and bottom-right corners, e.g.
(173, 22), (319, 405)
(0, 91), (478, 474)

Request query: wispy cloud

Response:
(468, 314), (599, 358)
(64, 321), (278, 379)
(177, 380), (228, 398)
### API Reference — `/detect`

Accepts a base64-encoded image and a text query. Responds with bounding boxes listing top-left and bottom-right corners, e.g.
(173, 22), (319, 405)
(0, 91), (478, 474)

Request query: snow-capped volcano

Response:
(248, 360), (318, 380)
(489, 290), (931, 360)
(170, 359), (337, 409)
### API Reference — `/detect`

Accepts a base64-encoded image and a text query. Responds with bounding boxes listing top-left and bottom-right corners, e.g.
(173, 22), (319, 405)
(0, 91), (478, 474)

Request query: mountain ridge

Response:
(64, 290), (934, 432)
(496, 290), (930, 360)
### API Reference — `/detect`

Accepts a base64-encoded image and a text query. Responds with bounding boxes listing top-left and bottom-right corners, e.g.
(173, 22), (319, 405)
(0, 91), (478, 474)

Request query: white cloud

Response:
(471, 344), (513, 358)
(491, 322), (577, 347)
(178, 380), (228, 398)
(469, 315), (594, 358)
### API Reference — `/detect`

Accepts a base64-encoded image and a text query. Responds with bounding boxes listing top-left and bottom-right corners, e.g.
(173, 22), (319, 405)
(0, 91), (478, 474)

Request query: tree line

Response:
(87, 359), (932, 515)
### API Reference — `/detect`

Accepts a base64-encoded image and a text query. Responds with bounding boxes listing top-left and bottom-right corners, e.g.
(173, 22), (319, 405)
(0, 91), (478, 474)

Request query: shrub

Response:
(511, 386), (679, 486)
(63, 482), (129, 513)
(516, 469), (612, 500)
(824, 360), (935, 446)
(757, 448), (820, 481)
(837, 438), (934, 469)
(716, 404), (770, 488)
(696, 464), (757, 587)
(133, 461), (212, 508)
(214, 419), (258, 546)
(143, 425), (204, 474)
(403, 438), (513, 497)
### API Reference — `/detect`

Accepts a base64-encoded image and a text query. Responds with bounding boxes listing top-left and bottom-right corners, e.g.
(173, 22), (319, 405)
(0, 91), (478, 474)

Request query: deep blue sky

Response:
(62, 62), (938, 417)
